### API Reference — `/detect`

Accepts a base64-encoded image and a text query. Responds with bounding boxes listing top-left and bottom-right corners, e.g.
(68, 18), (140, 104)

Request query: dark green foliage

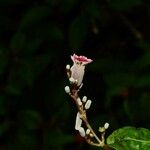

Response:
(0, 0), (149, 150)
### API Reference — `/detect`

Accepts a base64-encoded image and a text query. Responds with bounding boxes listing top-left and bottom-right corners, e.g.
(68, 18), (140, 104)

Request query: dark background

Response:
(0, 0), (149, 149)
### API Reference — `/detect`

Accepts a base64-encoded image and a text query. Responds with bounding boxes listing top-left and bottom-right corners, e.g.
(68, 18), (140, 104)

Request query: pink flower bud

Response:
(70, 54), (93, 86)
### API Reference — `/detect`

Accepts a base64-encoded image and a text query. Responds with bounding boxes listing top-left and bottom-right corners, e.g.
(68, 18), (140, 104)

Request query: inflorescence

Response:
(65, 54), (109, 147)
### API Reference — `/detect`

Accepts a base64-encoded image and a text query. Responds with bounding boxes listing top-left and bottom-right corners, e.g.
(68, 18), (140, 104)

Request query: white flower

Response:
(70, 54), (93, 86)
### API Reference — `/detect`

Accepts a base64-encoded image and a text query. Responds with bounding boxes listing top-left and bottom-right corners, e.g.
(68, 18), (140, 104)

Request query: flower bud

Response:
(79, 127), (85, 137)
(75, 112), (82, 130)
(85, 100), (92, 109)
(82, 96), (87, 103)
(77, 98), (82, 106)
(64, 86), (70, 93)
(86, 129), (90, 135)
(104, 122), (109, 129)
(66, 64), (70, 70)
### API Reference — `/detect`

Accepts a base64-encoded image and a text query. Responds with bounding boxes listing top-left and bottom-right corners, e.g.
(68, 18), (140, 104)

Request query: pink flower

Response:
(70, 54), (93, 86)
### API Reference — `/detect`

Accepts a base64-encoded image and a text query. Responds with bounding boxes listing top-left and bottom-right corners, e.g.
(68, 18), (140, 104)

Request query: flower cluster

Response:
(65, 54), (109, 148)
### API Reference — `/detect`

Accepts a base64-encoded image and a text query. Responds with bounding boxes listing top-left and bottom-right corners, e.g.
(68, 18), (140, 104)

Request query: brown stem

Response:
(70, 92), (105, 147)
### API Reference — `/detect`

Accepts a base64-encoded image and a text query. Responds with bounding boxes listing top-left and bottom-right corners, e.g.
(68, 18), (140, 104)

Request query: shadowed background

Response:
(0, 0), (149, 149)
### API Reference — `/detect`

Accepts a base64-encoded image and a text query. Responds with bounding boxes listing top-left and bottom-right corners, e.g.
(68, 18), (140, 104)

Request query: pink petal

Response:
(71, 54), (93, 64)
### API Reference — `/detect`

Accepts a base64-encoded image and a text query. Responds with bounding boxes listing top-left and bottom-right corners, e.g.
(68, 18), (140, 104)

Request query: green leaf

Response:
(69, 15), (89, 48)
(109, 0), (141, 11)
(19, 6), (51, 30)
(107, 127), (150, 150)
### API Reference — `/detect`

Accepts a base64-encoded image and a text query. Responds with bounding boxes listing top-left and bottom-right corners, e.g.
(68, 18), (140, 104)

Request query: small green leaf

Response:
(107, 127), (150, 150)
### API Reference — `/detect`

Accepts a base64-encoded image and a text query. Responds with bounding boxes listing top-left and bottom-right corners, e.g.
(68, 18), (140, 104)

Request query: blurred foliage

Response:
(0, 0), (149, 150)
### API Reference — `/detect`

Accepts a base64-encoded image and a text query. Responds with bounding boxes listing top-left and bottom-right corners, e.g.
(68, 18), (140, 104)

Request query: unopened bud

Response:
(85, 100), (92, 109)
(82, 96), (87, 103)
(66, 64), (70, 70)
(75, 112), (82, 130)
(104, 122), (109, 129)
(65, 86), (70, 93)
(79, 127), (85, 137)
(77, 98), (82, 106)
(86, 129), (90, 135)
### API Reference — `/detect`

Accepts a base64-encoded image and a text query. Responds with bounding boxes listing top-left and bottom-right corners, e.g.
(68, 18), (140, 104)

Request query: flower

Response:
(70, 54), (93, 86)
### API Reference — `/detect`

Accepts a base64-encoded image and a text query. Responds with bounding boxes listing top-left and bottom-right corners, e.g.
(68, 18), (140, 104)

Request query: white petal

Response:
(70, 64), (85, 86)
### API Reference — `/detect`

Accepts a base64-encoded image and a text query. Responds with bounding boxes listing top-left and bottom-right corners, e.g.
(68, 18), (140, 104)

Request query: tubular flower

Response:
(70, 54), (93, 86)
